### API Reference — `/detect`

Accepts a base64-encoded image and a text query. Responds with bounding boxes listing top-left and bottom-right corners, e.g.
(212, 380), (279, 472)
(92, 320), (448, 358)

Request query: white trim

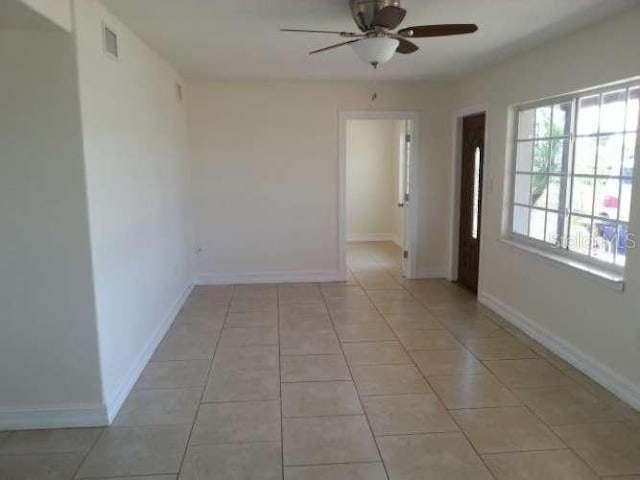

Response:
(339, 110), (421, 279)
(417, 266), (448, 279)
(104, 282), (194, 423)
(196, 270), (344, 285)
(0, 403), (108, 431)
(0, 282), (195, 430)
(500, 238), (624, 290)
(448, 105), (490, 287)
(347, 233), (396, 242)
(479, 291), (640, 410)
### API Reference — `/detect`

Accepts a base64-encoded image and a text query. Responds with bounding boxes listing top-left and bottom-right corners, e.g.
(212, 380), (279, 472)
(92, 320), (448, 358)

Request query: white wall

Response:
(187, 81), (453, 283)
(18, 0), (72, 31)
(346, 120), (404, 244)
(0, 28), (102, 420)
(73, 0), (192, 417)
(452, 6), (640, 407)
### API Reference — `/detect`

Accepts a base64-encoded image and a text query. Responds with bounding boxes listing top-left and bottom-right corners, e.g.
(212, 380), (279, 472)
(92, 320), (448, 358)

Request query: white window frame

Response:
(507, 80), (640, 279)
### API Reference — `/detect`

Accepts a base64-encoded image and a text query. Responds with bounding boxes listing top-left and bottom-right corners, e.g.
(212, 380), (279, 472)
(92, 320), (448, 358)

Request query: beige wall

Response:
(74, 0), (192, 414)
(187, 81), (453, 282)
(18, 0), (71, 31)
(346, 119), (404, 245)
(452, 6), (640, 406)
(0, 28), (101, 416)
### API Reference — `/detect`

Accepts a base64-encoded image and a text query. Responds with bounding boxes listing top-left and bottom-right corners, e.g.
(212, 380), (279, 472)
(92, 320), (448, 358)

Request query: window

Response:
(472, 146), (481, 239)
(511, 81), (639, 272)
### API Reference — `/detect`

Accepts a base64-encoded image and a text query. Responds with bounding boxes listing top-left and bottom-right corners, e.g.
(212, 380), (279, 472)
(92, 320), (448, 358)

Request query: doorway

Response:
(457, 113), (486, 293)
(338, 111), (420, 280)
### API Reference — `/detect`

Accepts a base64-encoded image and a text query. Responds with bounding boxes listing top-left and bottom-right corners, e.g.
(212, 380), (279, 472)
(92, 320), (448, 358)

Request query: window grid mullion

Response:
(565, 98), (580, 251)
(587, 94), (604, 258)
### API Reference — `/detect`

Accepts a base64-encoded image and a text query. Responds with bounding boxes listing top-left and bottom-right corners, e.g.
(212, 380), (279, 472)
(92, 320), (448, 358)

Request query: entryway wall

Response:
(346, 119), (406, 247)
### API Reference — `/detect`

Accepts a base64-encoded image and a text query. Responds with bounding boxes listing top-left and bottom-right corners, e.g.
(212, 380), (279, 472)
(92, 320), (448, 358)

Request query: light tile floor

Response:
(1, 241), (639, 479)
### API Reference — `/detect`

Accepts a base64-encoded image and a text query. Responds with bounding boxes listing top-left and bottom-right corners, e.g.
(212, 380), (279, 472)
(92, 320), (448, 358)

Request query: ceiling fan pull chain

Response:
(371, 62), (379, 102)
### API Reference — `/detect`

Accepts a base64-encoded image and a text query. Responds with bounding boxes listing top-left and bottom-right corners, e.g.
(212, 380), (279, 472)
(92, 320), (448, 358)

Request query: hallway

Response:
(0, 242), (639, 479)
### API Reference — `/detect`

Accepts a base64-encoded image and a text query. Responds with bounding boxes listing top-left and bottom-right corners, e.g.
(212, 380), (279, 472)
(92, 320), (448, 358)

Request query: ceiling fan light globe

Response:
(351, 37), (399, 65)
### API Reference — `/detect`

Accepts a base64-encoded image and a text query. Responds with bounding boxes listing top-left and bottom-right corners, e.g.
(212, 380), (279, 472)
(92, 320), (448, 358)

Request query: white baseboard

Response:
(479, 291), (640, 410)
(0, 403), (108, 431)
(417, 266), (448, 279)
(347, 233), (395, 242)
(103, 282), (194, 423)
(0, 282), (194, 431)
(196, 270), (343, 285)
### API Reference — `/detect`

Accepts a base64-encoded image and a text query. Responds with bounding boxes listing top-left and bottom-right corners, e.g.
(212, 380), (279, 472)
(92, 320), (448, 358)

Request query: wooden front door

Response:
(457, 113), (485, 293)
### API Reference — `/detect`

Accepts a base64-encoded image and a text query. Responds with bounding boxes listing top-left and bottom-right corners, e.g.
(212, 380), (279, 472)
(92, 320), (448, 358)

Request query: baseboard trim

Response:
(103, 282), (194, 423)
(417, 266), (448, 279)
(479, 291), (640, 410)
(0, 403), (108, 431)
(0, 282), (194, 431)
(195, 271), (343, 285)
(347, 233), (395, 242)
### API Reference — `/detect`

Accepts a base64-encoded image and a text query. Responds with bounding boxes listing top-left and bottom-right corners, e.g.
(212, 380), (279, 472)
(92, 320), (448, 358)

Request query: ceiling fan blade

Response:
(372, 6), (406, 29)
(395, 38), (419, 54)
(398, 24), (478, 38)
(281, 28), (362, 38)
(309, 39), (360, 55)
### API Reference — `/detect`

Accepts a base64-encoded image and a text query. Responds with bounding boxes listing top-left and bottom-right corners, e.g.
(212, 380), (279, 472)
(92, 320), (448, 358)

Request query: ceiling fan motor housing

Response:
(350, 0), (402, 32)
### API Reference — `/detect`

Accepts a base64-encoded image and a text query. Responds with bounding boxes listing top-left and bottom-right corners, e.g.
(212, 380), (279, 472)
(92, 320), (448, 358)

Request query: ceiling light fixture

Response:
(351, 37), (400, 67)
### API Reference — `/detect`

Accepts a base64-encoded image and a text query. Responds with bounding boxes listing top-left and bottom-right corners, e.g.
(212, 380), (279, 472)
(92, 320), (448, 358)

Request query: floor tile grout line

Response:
(283, 459), (384, 469)
(173, 287), (233, 476)
(70, 426), (105, 479)
(324, 272), (396, 480)
(350, 257), (501, 480)
(276, 284), (285, 480)
(364, 258), (602, 479)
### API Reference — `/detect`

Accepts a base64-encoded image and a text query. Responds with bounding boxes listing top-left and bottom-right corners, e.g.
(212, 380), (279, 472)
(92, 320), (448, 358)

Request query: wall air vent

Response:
(176, 83), (183, 102)
(103, 23), (118, 60)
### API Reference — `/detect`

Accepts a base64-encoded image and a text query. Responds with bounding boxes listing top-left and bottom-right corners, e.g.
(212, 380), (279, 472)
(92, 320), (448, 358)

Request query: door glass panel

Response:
(472, 146), (481, 239)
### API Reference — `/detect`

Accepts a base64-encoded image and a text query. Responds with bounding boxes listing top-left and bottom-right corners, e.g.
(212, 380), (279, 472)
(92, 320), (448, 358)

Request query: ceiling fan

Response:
(281, 0), (478, 67)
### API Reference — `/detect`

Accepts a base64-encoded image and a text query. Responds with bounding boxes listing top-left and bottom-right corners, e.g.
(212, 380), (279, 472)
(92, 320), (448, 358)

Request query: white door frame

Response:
(448, 104), (490, 291)
(338, 110), (421, 280)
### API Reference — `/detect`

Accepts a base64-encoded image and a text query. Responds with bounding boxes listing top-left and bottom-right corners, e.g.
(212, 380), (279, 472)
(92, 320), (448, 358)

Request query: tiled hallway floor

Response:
(1, 241), (640, 479)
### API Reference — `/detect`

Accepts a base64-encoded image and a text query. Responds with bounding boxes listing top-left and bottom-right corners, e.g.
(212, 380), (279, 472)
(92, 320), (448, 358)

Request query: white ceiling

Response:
(101, 0), (638, 81)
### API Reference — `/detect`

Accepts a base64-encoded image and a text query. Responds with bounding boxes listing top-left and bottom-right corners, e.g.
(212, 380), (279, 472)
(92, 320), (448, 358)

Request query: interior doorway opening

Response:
(342, 116), (415, 278)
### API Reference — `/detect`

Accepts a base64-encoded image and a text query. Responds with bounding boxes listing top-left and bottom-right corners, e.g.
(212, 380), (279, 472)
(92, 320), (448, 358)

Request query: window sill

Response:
(499, 238), (625, 292)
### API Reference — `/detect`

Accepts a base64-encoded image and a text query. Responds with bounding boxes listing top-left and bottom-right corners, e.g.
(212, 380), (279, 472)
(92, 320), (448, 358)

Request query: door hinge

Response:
(403, 250), (409, 259)
(405, 134), (412, 143)
(404, 192), (409, 202)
